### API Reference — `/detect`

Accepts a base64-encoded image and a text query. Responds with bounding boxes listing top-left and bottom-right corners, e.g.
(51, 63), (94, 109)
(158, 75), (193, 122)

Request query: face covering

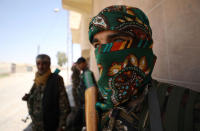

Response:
(89, 5), (156, 110)
(95, 40), (156, 107)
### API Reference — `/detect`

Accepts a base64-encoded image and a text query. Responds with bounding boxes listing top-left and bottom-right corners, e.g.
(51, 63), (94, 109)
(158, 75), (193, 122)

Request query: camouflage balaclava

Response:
(89, 5), (156, 110)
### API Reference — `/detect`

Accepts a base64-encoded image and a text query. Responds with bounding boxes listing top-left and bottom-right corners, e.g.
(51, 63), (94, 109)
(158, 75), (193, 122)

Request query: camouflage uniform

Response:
(27, 74), (71, 131)
(99, 80), (200, 131)
(71, 65), (80, 107)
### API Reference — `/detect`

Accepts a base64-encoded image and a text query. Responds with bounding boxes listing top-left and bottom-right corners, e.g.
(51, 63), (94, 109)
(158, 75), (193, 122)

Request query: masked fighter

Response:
(88, 5), (200, 131)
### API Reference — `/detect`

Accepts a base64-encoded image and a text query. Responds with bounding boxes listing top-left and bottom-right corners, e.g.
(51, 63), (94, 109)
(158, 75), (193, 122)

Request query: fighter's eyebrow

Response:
(107, 32), (130, 40)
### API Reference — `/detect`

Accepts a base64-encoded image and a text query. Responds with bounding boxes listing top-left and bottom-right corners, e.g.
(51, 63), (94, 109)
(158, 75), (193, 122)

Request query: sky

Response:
(0, 0), (81, 66)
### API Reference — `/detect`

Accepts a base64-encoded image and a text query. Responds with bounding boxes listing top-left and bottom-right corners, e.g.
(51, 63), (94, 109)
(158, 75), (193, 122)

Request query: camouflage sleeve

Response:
(27, 84), (36, 116)
(58, 76), (71, 130)
(83, 70), (96, 88)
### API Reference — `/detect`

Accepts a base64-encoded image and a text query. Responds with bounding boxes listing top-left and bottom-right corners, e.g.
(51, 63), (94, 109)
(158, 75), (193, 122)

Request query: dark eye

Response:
(92, 38), (100, 48)
(113, 38), (125, 42)
(94, 43), (100, 48)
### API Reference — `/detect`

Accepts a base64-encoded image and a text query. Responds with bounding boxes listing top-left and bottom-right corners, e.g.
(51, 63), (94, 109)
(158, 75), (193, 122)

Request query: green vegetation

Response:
(56, 51), (68, 67)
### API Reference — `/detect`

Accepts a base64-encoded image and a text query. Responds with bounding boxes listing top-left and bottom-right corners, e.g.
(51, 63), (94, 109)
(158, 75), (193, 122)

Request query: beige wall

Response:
(90, 0), (200, 91)
(0, 63), (35, 74)
(80, 14), (91, 51)
(62, 0), (93, 60)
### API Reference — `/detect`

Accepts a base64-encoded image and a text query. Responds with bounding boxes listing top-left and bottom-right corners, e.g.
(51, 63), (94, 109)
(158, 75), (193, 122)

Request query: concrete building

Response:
(62, 0), (200, 91)
(0, 62), (35, 75)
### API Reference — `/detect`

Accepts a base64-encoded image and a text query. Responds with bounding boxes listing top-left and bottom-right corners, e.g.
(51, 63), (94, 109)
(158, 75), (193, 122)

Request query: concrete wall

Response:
(90, 0), (200, 91)
(80, 14), (92, 59)
(0, 63), (35, 75)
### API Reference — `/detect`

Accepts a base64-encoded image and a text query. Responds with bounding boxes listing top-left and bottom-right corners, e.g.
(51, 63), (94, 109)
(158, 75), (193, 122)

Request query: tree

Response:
(56, 51), (67, 67)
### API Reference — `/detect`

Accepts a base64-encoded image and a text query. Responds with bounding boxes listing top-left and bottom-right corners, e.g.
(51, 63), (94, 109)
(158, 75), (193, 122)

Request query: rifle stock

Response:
(85, 86), (98, 131)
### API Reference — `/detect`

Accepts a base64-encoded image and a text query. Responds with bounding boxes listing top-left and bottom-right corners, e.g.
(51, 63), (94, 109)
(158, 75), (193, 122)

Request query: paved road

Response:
(0, 72), (73, 131)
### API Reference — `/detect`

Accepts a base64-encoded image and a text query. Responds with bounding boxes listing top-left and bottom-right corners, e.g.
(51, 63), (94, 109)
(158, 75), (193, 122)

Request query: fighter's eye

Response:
(94, 43), (100, 48)
(109, 35), (129, 43)
(113, 38), (126, 42)
(92, 39), (100, 48)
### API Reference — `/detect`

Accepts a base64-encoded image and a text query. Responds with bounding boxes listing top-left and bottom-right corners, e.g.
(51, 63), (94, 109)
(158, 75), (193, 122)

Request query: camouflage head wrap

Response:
(89, 5), (153, 48)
